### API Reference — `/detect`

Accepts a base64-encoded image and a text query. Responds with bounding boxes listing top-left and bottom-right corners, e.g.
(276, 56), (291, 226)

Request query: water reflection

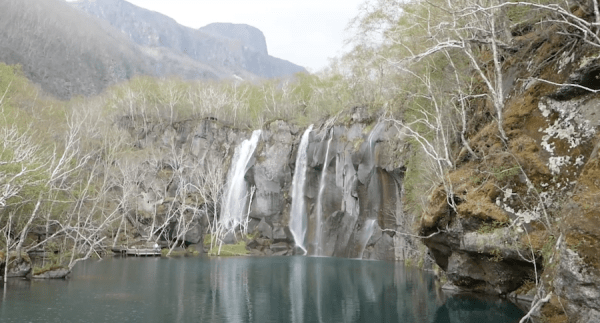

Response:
(0, 256), (524, 323)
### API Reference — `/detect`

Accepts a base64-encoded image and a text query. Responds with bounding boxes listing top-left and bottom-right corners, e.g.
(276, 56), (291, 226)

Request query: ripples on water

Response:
(0, 256), (524, 322)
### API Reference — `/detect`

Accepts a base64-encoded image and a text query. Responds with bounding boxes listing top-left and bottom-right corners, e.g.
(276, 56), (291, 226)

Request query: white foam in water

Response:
(367, 122), (384, 164)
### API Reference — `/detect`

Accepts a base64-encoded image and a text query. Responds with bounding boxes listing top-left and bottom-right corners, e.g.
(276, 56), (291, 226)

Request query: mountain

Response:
(200, 23), (268, 56)
(0, 0), (305, 99)
(0, 0), (151, 99)
(69, 0), (306, 79)
(0, 0), (230, 99)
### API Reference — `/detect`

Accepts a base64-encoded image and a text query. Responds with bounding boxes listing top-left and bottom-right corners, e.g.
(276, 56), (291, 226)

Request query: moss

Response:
(208, 240), (249, 257)
(513, 279), (536, 296)
(477, 221), (505, 235)
(352, 137), (365, 151)
(362, 122), (375, 134)
(203, 234), (214, 246)
(540, 297), (569, 323)
(540, 235), (557, 266)
(0, 251), (31, 264)
(486, 248), (504, 262)
(186, 246), (200, 256)
(32, 264), (66, 276)
(558, 153), (600, 274)
(457, 193), (509, 223)
(161, 248), (188, 257)
(245, 231), (258, 240)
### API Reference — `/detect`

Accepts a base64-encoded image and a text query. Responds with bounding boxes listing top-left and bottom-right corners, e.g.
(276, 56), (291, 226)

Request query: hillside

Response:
(0, 0), (305, 100)
(0, 0), (153, 99)
(69, 0), (306, 79)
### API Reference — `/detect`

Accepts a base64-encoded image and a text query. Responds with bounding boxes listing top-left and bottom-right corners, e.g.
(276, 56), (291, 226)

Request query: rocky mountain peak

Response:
(199, 23), (268, 56)
(70, 0), (305, 79)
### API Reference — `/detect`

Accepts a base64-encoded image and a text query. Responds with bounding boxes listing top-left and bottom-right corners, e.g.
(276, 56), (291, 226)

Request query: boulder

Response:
(7, 257), (32, 278)
(32, 268), (70, 279)
(1, 253), (32, 278)
(184, 223), (203, 245)
(246, 240), (261, 251)
(272, 250), (288, 256)
(256, 219), (273, 239)
(272, 225), (292, 242)
(270, 242), (290, 253)
(424, 221), (538, 295)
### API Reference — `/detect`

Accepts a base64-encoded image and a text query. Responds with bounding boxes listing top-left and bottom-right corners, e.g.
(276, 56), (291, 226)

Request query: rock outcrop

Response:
(117, 109), (414, 261)
(32, 268), (70, 279)
(418, 11), (600, 322)
(0, 252), (32, 279)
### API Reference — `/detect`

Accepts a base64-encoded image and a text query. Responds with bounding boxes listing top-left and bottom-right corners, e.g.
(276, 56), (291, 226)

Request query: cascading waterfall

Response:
(367, 122), (385, 163)
(357, 219), (376, 259)
(313, 129), (333, 256)
(220, 130), (262, 230)
(352, 122), (384, 259)
(289, 125), (313, 255)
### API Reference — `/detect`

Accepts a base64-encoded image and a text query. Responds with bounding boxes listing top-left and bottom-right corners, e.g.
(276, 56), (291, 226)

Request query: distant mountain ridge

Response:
(0, 0), (305, 99)
(69, 0), (306, 79)
(200, 23), (269, 56)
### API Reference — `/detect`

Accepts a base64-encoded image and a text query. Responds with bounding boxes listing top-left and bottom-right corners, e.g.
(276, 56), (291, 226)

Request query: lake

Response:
(0, 256), (525, 322)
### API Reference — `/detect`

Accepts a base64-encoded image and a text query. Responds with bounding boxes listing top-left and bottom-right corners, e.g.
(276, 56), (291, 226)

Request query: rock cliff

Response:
(418, 10), (600, 322)
(118, 109), (415, 261)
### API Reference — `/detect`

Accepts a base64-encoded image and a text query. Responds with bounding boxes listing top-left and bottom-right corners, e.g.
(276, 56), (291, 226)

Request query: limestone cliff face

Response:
(418, 12), (600, 322)
(245, 117), (412, 260)
(120, 110), (413, 261)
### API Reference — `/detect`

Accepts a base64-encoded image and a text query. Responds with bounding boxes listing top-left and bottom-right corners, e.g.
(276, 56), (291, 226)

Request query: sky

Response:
(120, 0), (367, 72)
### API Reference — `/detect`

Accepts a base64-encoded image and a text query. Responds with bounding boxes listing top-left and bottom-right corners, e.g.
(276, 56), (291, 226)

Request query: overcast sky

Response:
(121, 0), (366, 72)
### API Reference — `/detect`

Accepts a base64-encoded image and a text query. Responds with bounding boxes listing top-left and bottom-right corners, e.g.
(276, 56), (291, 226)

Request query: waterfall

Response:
(367, 122), (385, 163)
(313, 129), (333, 256)
(289, 125), (313, 255)
(357, 219), (376, 259)
(220, 130), (262, 230)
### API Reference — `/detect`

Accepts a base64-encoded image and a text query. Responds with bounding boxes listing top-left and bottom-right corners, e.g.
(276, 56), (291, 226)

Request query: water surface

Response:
(0, 256), (524, 322)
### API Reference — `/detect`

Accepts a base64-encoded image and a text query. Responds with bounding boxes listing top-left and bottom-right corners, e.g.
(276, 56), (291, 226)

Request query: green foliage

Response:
(97, 71), (354, 129)
(506, 0), (555, 25)
(490, 165), (520, 181)
(488, 249), (504, 262)
(32, 263), (65, 275)
(540, 235), (556, 268)
(208, 240), (248, 257)
(469, 175), (483, 185)
(186, 246), (200, 255)
(162, 248), (188, 257)
(203, 234), (214, 246)
(403, 147), (431, 216)
(477, 221), (505, 235)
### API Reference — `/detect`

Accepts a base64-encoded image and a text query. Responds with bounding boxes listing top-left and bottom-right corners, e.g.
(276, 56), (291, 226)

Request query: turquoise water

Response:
(0, 256), (524, 322)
